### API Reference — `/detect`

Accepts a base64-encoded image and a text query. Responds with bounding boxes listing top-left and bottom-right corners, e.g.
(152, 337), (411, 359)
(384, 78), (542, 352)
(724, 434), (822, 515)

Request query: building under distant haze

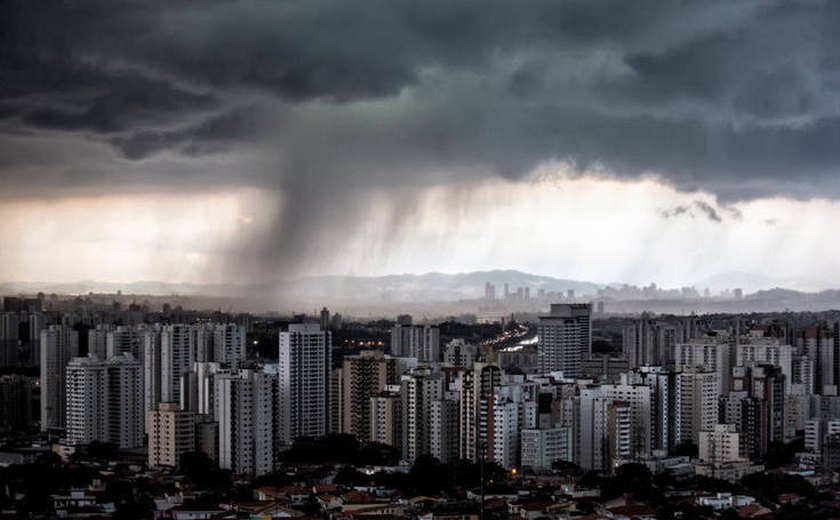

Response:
(278, 323), (331, 445)
(537, 304), (591, 378)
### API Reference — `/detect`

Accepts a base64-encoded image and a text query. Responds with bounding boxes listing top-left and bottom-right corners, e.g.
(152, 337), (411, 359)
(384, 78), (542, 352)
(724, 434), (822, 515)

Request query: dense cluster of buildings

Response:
(6, 294), (840, 516)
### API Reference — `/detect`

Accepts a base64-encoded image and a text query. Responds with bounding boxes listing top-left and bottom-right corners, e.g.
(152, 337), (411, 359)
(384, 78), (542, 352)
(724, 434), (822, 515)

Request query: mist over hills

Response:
(0, 270), (600, 302)
(3, 270), (840, 314)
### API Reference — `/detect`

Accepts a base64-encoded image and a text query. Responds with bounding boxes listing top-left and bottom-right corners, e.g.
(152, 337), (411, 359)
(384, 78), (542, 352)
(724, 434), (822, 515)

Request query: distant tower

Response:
(484, 282), (496, 301)
(537, 304), (591, 377)
(320, 307), (331, 331)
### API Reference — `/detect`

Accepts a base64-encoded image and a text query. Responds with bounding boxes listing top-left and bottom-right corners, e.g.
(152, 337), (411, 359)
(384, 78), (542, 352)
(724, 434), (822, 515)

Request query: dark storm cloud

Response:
(658, 200), (734, 223)
(4, 0), (840, 276)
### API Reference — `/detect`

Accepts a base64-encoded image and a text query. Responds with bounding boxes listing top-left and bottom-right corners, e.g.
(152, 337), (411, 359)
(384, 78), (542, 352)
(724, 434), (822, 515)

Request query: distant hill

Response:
(286, 270), (603, 303)
(697, 271), (828, 293)
(0, 270), (602, 304)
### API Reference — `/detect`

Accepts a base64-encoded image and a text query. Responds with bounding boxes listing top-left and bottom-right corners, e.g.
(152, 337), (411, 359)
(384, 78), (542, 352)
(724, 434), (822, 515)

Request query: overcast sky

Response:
(3, 0), (840, 289)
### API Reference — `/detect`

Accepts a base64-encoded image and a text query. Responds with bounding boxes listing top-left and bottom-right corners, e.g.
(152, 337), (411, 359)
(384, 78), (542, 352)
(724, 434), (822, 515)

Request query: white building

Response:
(458, 363), (502, 462)
(600, 376), (653, 459)
(677, 368), (720, 445)
(278, 324), (331, 445)
(577, 386), (610, 471)
(737, 340), (793, 393)
(490, 383), (538, 469)
(537, 304), (591, 377)
(217, 367), (279, 476)
(65, 353), (143, 448)
(401, 367), (443, 462)
(144, 324), (197, 423)
(520, 427), (573, 471)
(429, 395), (459, 463)
(106, 325), (143, 360)
(672, 340), (731, 393)
(699, 424), (741, 464)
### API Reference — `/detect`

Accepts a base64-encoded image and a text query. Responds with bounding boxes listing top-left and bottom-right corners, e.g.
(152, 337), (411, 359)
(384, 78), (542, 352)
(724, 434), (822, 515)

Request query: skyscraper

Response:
(537, 304), (591, 377)
(459, 363), (502, 462)
(278, 323), (331, 445)
(0, 313), (20, 367)
(217, 367), (279, 476)
(65, 353), (143, 448)
(335, 350), (398, 440)
(40, 324), (79, 431)
(148, 402), (196, 468)
(401, 366), (443, 462)
(390, 324), (440, 362)
(145, 324), (196, 424)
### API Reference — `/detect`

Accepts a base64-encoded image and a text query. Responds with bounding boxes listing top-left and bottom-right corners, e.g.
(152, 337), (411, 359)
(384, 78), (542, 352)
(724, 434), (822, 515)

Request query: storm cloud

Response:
(4, 0), (840, 278)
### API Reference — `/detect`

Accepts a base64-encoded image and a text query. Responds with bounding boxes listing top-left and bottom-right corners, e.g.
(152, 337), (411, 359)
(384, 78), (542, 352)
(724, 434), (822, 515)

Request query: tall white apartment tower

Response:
(106, 353), (144, 448)
(106, 325), (143, 360)
(65, 356), (107, 445)
(40, 324), (79, 431)
(400, 367), (443, 462)
(537, 304), (591, 377)
(65, 353), (143, 448)
(217, 367), (279, 476)
(213, 324), (247, 366)
(160, 325), (196, 404)
(278, 324), (331, 445)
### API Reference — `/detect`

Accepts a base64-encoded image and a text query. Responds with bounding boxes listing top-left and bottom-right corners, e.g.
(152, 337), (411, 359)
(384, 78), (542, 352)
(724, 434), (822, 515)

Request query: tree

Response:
(178, 451), (230, 488)
(551, 460), (582, 478)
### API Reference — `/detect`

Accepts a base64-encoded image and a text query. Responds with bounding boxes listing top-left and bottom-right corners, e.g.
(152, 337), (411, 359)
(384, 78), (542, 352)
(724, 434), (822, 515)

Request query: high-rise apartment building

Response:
(390, 324), (440, 362)
(676, 367), (720, 445)
(145, 324), (196, 424)
(0, 313), (20, 367)
(520, 427), (573, 471)
(40, 325), (79, 431)
(278, 324), (331, 445)
(600, 376), (653, 459)
(459, 363), (502, 462)
(0, 374), (34, 431)
(537, 304), (591, 377)
(429, 394), (459, 463)
(217, 367), (279, 476)
(335, 350), (398, 440)
(65, 353), (143, 448)
(370, 390), (402, 449)
(148, 402), (196, 468)
(401, 367), (443, 462)
(699, 424), (741, 464)
(488, 383), (538, 469)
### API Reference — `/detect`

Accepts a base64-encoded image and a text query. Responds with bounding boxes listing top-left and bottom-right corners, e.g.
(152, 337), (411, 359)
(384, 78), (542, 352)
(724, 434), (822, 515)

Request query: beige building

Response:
(336, 350), (398, 440)
(148, 402), (195, 468)
(699, 424), (741, 464)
